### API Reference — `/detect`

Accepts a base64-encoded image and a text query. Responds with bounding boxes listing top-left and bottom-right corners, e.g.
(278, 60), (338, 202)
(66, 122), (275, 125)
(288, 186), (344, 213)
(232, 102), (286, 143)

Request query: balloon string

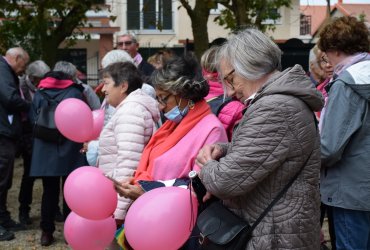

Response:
(189, 179), (195, 232)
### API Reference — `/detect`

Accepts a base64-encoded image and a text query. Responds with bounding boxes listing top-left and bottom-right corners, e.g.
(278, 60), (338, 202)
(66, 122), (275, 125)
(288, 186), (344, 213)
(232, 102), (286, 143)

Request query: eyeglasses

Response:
(117, 41), (134, 47)
(222, 69), (235, 90)
(156, 94), (171, 105)
(320, 56), (330, 66)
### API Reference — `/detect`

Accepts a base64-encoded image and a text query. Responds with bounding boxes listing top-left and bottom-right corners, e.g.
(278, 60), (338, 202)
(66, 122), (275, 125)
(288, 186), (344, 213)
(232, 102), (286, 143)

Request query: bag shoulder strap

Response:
(248, 114), (318, 234)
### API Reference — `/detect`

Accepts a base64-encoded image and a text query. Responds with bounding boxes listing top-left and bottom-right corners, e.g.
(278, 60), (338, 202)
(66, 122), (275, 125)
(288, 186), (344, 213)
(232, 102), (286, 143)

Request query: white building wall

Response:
(107, 0), (300, 47)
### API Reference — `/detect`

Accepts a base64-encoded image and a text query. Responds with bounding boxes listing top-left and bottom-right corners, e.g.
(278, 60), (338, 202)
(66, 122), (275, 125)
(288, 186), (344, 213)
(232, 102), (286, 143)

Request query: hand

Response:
(196, 144), (224, 167)
(114, 179), (144, 200)
(203, 192), (213, 203)
(79, 142), (89, 154)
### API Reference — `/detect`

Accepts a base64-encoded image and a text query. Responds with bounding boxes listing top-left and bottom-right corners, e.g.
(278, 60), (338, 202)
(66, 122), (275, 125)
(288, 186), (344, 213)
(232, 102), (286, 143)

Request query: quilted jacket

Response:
(98, 89), (160, 220)
(200, 65), (324, 249)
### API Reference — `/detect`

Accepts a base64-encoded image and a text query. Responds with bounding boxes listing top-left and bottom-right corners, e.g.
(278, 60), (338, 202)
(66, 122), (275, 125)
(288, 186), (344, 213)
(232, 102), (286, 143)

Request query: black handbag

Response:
(33, 90), (67, 143)
(197, 201), (251, 250)
(197, 149), (314, 250)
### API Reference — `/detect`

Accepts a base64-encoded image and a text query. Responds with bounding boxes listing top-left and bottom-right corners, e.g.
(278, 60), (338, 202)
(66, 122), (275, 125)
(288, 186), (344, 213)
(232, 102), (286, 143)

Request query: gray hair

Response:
(53, 61), (77, 79)
(116, 32), (138, 44)
(101, 50), (134, 68)
(218, 28), (281, 81)
(308, 45), (320, 71)
(152, 55), (208, 102)
(26, 60), (50, 78)
(6, 47), (29, 59)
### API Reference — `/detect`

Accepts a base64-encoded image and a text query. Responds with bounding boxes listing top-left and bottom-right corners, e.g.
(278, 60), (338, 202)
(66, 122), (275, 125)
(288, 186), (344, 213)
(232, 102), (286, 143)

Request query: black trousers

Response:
(40, 176), (69, 233)
(321, 202), (336, 250)
(0, 136), (16, 223)
(17, 133), (35, 214)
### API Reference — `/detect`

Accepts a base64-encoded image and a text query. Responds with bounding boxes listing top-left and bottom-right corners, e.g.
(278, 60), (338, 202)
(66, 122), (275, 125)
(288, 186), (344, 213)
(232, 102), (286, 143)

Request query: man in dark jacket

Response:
(0, 47), (30, 241)
(116, 32), (155, 83)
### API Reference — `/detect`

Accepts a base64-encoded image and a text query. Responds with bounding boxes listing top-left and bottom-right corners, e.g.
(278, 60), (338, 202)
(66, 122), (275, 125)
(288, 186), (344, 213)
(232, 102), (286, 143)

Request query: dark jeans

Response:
(333, 207), (370, 250)
(0, 136), (16, 222)
(40, 176), (69, 233)
(17, 133), (35, 214)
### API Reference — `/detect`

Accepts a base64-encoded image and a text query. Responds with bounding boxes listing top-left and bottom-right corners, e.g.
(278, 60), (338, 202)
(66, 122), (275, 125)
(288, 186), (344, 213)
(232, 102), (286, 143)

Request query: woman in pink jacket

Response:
(98, 62), (160, 226)
(201, 46), (244, 140)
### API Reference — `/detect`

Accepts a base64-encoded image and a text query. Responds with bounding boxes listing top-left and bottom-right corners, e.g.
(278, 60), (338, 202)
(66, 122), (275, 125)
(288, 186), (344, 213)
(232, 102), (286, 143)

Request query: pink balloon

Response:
(125, 187), (198, 250)
(64, 166), (118, 220)
(90, 109), (104, 140)
(55, 98), (93, 143)
(64, 212), (116, 250)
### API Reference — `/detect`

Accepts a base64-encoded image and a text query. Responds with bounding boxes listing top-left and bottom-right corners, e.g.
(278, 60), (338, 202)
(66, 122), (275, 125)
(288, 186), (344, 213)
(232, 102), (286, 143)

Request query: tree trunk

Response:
(191, 2), (210, 60)
(233, 0), (249, 29)
(180, 0), (212, 61)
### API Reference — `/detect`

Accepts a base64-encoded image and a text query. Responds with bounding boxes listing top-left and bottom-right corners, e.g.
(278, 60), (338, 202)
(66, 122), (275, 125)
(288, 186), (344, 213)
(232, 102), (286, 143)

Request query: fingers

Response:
(202, 192), (212, 203)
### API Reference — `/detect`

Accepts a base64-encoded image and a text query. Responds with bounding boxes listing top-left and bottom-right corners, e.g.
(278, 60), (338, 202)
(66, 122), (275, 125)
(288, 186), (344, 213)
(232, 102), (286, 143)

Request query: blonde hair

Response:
(200, 46), (219, 73)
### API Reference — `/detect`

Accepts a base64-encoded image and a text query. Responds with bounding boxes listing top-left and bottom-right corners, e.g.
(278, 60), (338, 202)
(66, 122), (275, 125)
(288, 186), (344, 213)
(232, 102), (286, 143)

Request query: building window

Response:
(127, 0), (172, 30)
(262, 8), (282, 25)
(300, 14), (311, 35)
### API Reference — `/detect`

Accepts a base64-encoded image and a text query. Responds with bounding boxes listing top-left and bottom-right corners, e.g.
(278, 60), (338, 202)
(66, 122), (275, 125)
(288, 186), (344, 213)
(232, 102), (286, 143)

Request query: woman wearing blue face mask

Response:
(114, 55), (228, 200)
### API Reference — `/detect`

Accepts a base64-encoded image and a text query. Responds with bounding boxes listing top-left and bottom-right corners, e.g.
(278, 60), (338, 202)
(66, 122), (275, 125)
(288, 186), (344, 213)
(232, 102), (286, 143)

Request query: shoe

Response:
(55, 210), (64, 222)
(0, 226), (14, 241)
(41, 231), (54, 246)
(19, 212), (32, 225)
(0, 219), (26, 232)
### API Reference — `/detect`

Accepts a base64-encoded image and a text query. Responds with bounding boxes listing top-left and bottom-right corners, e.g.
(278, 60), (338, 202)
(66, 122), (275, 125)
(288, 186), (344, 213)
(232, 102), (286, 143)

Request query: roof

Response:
(334, 4), (370, 21)
(300, 5), (333, 35)
(301, 3), (370, 38)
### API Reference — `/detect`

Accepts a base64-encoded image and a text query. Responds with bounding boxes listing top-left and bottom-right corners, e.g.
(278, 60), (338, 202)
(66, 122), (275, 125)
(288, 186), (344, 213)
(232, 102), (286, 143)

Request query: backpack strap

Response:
(39, 87), (74, 105)
(216, 97), (233, 116)
(207, 95), (234, 116)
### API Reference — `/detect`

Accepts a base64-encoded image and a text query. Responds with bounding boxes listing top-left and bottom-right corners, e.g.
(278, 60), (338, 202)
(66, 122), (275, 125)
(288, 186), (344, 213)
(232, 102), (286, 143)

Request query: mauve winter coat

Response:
(200, 65), (324, 249)
(98, 89), (160, 220)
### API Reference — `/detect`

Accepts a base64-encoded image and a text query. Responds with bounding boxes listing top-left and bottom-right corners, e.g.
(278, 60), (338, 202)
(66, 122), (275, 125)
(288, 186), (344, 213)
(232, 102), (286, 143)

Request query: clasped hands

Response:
(195, 144), (224, 167)
(114, 177), (144, 200)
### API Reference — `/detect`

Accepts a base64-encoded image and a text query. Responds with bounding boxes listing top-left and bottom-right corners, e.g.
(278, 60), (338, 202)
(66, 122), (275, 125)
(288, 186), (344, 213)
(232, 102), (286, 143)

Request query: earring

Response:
(188, 100), (195, 109)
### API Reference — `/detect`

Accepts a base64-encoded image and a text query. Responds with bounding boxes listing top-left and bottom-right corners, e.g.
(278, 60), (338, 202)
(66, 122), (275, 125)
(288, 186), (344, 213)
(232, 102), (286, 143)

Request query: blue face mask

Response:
(164, 103), (189, 124)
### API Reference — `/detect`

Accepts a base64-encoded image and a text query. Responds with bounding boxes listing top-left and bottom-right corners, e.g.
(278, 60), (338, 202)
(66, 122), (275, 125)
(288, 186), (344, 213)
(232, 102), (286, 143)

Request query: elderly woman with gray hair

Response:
(196, 28), (324, 249)
(53, 61), (101, 110)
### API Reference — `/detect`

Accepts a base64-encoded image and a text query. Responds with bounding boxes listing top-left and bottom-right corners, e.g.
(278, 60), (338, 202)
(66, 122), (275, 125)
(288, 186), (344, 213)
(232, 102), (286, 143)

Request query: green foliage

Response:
(215, 0), (292, 32)
(0, 0), (104, 64)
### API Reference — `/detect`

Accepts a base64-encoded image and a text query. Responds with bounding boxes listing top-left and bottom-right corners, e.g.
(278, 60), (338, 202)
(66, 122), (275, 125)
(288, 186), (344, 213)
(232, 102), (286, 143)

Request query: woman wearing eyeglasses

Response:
(196, 28), (324, 249)
(114, 55), (227, 199)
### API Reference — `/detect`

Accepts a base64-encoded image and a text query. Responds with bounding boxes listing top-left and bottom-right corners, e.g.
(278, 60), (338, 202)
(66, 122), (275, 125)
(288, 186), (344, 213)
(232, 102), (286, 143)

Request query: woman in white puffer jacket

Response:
(98, 61), (160, 225)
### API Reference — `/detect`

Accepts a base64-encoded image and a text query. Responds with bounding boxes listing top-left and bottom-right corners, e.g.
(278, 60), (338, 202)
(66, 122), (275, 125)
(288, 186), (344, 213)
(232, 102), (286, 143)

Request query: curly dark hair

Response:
(101, 62), (143, 95)
(151, 54), (209, 102)
(318, 16), (370, 54)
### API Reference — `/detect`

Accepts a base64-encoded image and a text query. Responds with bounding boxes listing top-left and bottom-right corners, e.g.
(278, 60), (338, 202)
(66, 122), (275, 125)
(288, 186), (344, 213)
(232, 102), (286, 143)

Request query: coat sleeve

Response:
(200, 100), (291, 199)
(320, 81), (365, 168)
(0, 69), (30, 113)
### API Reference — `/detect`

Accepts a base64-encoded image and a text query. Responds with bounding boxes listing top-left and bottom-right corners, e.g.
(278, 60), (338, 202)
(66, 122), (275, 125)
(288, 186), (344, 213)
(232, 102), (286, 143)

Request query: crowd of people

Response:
(0, 16), (369, 250)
